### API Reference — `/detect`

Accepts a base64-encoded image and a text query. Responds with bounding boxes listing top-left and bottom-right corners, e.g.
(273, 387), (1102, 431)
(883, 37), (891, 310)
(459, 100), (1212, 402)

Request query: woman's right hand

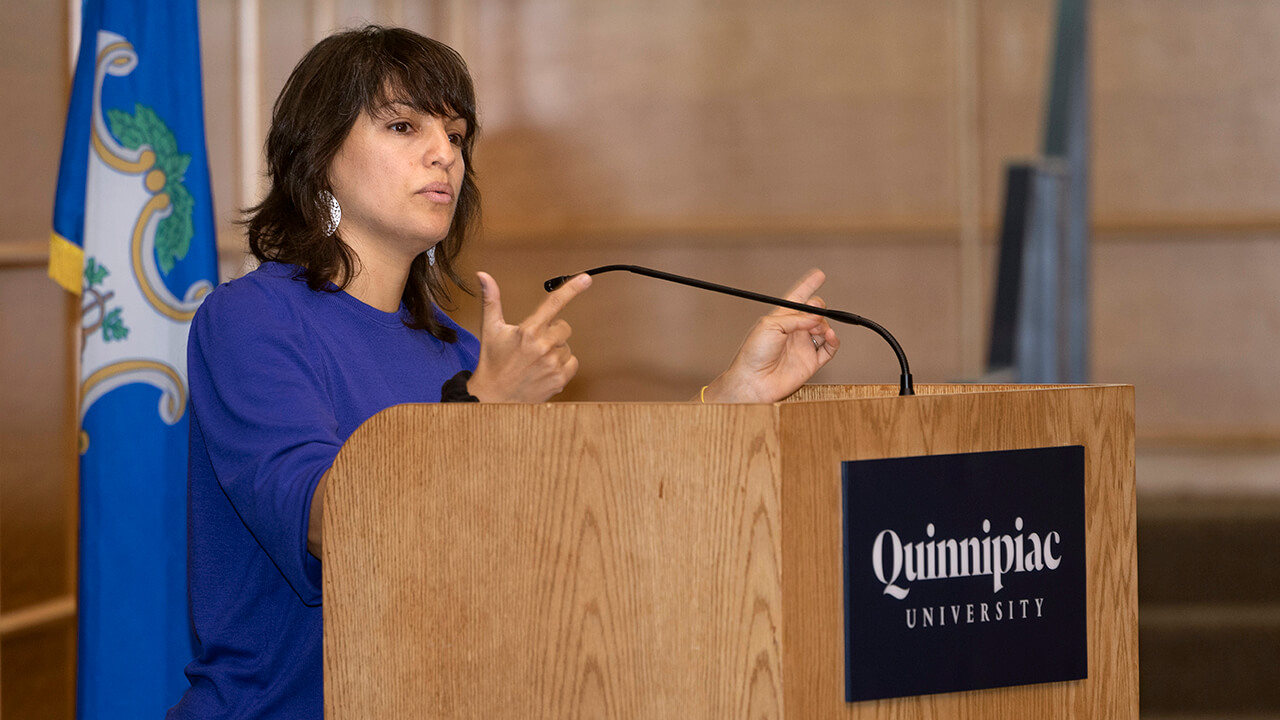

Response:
(465, 271), (592, 402)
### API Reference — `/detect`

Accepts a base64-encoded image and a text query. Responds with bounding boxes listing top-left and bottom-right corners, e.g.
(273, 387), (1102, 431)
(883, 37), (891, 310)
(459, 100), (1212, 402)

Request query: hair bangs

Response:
(369, 41), (477, 145)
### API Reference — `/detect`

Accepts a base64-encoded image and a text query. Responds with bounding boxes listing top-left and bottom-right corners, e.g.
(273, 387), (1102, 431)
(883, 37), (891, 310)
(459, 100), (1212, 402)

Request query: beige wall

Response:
(3, 0), (1279, 714)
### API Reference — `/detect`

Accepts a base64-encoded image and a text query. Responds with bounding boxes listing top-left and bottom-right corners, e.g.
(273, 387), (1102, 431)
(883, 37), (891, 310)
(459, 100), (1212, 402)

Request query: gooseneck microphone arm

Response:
(544, 264), (914, 396)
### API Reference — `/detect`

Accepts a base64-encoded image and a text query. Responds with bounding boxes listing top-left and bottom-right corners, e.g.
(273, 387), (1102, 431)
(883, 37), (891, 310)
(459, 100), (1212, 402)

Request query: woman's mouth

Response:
(420, 182), (454, 204)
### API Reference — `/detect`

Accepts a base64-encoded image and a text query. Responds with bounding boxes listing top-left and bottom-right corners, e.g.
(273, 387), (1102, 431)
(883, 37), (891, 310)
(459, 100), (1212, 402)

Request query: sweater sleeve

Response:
(187, 280), (334, 604)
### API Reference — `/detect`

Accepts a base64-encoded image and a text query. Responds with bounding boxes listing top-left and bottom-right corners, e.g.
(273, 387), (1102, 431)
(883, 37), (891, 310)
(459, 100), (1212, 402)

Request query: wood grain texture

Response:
(778, 384), (1137, 718)
(323, 385), (1136, 718)
(324, 402), (788, 717)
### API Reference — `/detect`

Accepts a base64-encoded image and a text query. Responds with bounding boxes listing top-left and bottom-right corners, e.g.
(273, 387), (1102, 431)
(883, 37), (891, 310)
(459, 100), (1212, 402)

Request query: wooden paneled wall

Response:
(3, 0), (1279, 714)
(200, 0), (1280, 438)
(0, 1), (78, 717)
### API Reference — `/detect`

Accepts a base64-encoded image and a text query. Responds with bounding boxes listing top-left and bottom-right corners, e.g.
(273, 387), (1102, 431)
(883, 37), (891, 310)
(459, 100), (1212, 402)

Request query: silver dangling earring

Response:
(426, 244), (437, 266)
(319, 190), (341, 237)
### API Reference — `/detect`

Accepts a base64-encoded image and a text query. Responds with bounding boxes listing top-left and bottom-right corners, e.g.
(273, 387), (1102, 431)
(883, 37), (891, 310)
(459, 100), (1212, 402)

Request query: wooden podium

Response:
(322, 384), (1137, 719)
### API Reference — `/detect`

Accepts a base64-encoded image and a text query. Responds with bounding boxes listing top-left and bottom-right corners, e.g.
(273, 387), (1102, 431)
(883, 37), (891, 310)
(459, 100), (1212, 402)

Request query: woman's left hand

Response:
(701, 269), (840, 403)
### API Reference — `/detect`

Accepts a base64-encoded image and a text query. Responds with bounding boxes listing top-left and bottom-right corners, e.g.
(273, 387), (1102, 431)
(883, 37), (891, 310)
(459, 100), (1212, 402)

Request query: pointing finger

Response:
(528, 273), (592, 329)
(781, 268), (827, 306)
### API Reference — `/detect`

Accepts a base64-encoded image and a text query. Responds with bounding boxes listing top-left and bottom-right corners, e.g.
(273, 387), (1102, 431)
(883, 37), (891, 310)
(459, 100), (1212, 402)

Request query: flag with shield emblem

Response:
(49, 0), (217, 716)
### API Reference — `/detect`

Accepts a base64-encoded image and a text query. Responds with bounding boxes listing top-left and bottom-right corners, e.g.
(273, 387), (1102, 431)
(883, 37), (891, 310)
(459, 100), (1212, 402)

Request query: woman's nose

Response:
(424, 123), (457, 169)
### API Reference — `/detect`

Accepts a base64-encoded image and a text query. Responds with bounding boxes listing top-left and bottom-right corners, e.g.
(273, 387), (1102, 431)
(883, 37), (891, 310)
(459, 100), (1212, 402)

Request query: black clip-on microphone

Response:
(544, 264), (914, 396)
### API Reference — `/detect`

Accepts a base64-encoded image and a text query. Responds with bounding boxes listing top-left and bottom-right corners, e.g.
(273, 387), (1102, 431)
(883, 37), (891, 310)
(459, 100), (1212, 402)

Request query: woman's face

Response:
(327, 103), (467, 264)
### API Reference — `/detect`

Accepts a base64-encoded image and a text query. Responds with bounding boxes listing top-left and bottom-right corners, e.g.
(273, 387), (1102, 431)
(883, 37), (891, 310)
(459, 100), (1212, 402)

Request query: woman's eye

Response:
(448, 133), (464, 146)
(389, 121), (412, 133)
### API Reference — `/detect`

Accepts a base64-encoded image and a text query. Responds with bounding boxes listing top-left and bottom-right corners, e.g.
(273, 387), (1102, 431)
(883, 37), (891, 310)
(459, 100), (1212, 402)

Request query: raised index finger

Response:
(781, 268), (827, 305)
(528, 272), (593, 328)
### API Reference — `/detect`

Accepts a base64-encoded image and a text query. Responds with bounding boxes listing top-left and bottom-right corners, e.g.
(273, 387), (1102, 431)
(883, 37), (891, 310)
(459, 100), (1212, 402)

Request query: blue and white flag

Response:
(49, 1), (217, 716)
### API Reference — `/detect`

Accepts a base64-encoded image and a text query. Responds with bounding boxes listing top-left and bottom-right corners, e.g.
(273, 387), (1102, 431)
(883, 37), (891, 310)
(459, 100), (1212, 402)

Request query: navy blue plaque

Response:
(842, 446), (1086, 702)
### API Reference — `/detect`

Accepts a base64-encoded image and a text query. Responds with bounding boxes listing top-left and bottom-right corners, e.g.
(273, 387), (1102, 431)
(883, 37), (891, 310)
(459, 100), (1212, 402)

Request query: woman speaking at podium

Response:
(168, 25), (840, 719)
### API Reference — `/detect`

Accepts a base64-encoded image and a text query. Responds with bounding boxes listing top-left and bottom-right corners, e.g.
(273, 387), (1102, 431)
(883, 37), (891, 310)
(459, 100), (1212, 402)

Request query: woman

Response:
(169, 25), (838, 719)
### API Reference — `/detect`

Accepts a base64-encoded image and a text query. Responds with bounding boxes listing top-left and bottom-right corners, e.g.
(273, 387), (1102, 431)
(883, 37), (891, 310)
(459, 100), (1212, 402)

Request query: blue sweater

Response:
(169, 262), (479, 719)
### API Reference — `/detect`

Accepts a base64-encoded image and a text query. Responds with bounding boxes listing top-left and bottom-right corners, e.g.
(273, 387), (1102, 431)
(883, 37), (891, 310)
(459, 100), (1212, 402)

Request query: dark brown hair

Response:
(246, 25), (480, 341)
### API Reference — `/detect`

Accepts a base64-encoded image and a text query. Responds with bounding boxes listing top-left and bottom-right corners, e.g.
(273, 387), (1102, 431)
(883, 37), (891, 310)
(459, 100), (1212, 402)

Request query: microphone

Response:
(544, 264), (914, 396)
